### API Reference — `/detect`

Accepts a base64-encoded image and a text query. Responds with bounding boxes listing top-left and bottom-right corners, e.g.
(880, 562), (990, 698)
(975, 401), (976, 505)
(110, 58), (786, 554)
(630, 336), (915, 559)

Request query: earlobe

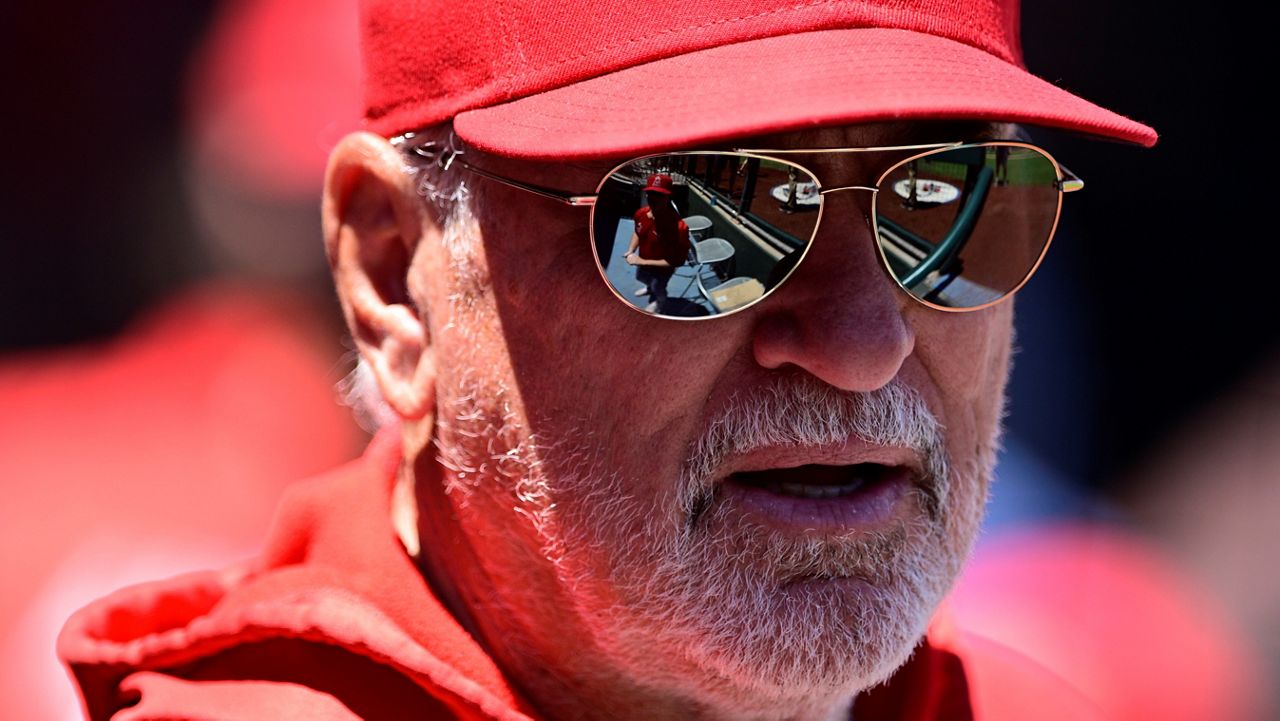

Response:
(323, 132), (437, 422)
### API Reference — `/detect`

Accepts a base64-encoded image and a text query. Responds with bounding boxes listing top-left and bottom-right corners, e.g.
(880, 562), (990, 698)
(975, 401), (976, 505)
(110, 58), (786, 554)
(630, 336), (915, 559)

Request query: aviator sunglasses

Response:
(393, 133), (1083, 319)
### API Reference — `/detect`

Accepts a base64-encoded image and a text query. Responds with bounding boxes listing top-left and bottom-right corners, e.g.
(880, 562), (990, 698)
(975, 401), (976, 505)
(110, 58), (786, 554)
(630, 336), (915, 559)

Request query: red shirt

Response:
(633, 207), (690, 268)
(58, 429), (1101, 720)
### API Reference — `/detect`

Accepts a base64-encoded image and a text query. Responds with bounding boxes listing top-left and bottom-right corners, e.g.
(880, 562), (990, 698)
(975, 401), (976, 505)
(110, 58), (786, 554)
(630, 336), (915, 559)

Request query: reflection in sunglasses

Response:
(592, 153), (819, 318)
(875, 146), (1059, 309)
(588, 144), (1063, 317)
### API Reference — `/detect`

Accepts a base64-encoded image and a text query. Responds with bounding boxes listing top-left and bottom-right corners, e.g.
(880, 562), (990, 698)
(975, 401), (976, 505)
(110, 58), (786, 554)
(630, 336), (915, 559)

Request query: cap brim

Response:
(454, 28), (1156, 161)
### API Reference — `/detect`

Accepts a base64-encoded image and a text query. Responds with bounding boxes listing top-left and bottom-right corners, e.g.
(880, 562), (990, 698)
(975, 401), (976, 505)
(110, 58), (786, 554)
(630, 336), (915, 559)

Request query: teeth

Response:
(770, 481), (866, 499)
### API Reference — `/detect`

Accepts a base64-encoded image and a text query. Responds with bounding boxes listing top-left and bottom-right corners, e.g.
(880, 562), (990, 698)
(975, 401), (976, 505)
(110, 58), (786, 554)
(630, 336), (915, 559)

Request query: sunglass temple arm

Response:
(453, 159), (598, 206)
(393, 132), (597, 207)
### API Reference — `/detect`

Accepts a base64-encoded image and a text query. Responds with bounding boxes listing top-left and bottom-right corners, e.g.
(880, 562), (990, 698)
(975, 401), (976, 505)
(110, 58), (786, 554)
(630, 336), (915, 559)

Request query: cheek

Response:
(916, 305), (1011, 397)
(468, 192), (733, 483)
(908, 303), (1013, 471)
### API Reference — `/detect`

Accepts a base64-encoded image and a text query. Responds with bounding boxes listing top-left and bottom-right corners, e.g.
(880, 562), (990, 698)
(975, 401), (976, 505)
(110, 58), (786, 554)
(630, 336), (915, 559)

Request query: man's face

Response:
(645, 189), (672, 211)
(407, 122), (1013, 711)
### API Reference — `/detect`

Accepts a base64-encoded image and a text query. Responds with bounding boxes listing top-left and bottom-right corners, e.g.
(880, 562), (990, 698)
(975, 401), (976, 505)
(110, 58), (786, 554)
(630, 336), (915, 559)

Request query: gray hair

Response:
(392, 124), (471, 220)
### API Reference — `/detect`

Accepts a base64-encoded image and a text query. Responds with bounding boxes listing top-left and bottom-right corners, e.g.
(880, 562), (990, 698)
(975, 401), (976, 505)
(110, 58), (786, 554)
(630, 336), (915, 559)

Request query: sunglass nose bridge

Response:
(818, 185), (879, 195)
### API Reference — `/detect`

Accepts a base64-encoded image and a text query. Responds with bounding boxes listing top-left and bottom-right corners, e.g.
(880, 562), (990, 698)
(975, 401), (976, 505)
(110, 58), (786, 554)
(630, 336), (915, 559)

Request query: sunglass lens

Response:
(874, 144), (1061, 309)
(591, 154), (821, 318)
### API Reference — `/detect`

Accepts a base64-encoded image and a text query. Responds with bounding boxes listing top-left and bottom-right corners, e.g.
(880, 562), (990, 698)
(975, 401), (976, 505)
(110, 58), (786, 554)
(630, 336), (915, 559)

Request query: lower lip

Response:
(718, 467), (917, 536)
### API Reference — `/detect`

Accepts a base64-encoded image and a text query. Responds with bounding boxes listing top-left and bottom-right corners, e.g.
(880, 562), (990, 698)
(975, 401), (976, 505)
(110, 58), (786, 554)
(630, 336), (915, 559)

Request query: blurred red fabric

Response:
(0, 285), (363, 719)
(952, 524), (1270, 721)
(187, 0), (362, 196)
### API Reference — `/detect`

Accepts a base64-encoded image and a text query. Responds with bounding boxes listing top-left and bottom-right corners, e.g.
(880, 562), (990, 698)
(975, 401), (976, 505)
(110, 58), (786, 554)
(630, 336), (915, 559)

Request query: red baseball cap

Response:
(644, 174), (676, 195)
(359, 0), (1157, 160)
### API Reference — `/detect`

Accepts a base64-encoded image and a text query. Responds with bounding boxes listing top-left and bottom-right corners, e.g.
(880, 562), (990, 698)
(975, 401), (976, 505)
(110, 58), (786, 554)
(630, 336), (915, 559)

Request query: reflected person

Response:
(625, 173), (691, 312)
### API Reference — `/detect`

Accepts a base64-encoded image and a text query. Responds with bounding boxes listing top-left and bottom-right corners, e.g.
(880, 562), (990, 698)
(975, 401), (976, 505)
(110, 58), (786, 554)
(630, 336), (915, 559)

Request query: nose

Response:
(751, 188), (915, 391)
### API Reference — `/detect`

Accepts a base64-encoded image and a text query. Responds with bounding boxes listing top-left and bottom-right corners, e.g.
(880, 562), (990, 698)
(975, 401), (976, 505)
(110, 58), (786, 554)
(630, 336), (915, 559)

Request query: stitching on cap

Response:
(507, 0), (531, 101)
(497, 0), (531, 101)
(509, 0), (1011, 86)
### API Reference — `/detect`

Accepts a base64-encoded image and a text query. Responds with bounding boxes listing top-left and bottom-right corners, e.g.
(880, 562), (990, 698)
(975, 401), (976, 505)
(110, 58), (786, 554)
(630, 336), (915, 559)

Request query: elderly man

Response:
(59, 0), (1155, 719)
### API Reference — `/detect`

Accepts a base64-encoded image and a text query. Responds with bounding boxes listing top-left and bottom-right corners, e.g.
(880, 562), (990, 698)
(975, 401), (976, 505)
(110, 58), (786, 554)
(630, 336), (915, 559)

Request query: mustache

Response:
(678, 374), (949, 526)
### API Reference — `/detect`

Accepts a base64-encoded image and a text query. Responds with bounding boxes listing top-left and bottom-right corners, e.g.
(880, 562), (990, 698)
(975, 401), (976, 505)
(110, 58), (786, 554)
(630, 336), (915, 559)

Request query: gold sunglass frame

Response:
(393, 133), (1082, 319)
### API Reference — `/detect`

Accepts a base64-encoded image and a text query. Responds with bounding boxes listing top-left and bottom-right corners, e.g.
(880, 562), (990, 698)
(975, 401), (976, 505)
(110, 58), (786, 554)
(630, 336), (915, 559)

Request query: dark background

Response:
(0, 1), (1268, 491)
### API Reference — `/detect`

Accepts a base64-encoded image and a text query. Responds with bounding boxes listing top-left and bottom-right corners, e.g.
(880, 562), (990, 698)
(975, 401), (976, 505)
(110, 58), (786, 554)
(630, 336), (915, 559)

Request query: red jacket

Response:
(59, 430), (1101, 720)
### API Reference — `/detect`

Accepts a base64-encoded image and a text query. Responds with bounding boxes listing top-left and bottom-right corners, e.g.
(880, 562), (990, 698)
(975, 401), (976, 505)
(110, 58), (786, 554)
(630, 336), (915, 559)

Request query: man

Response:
(625, 174), (691, 313)
(59, 1), (1157, 719)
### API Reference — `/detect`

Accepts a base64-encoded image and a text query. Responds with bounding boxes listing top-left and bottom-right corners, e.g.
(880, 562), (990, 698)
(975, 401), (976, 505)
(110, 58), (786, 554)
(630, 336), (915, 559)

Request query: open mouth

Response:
(729, 463), (901, 499)
(720, 462), (916, 534)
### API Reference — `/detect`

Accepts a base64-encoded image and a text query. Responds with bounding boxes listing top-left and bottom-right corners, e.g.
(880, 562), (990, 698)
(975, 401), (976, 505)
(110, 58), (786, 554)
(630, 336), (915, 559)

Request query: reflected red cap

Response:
(359, 0), (1157, 160)
(644, 174), (675, 195)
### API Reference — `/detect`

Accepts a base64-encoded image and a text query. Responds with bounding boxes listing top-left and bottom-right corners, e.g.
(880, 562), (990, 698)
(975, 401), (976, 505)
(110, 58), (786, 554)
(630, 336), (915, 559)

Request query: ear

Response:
(323, 132), (436, 421)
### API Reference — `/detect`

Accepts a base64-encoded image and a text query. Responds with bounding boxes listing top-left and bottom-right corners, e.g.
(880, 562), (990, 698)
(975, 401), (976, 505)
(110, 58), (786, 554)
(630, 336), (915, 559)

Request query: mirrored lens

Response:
(874, 143), (1061, 309)
(591, 153), (820, 318)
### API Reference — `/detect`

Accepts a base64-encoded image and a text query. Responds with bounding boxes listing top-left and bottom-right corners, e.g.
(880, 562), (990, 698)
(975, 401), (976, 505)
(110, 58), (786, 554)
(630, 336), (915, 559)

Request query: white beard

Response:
(434, 368), (994, 715)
